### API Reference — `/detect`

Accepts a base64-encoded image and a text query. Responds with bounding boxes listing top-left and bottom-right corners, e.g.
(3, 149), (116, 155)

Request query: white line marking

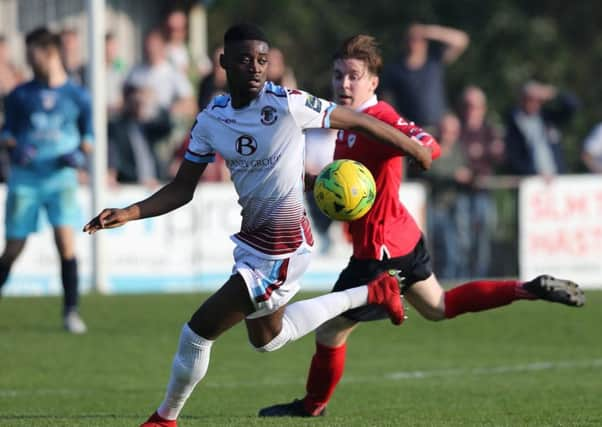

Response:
(1, 358), (600, 396)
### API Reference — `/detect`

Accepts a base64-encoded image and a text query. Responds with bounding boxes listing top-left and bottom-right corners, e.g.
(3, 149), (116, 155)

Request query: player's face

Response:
(221, 40), (269, 102)
(26, 45), (52, 77)
(332, 58), (378, 109)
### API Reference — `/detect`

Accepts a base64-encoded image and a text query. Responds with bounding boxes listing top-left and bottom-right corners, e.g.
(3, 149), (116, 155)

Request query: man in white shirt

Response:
(126, 29), (196, 119)
(582, 123), (602, 173)
(84, 23), (432, 427)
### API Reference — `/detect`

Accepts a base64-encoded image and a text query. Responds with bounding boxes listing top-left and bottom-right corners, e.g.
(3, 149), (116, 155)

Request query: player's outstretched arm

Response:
(83, 160), (206, 234)
(329, 106), (433, 170)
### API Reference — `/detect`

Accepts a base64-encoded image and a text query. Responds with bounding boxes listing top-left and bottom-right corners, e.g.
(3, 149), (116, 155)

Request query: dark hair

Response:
(224, 23), (269, 45)
(25, 27), (61, 49)
(333, 34), (383, 75)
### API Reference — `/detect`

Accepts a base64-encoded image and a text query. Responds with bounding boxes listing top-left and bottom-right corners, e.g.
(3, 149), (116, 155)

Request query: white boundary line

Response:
(1, 358), (600, 396)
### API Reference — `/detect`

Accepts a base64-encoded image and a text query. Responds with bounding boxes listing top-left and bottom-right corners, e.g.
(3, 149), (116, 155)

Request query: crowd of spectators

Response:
(0, 13), (599, 279)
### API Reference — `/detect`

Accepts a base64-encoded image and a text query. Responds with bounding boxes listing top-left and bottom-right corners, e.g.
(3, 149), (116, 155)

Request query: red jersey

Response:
(334, 97), (440, 260)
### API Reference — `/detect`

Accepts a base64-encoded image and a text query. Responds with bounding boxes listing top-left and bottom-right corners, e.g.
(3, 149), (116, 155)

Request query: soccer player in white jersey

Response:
(84, 23), (432, 427)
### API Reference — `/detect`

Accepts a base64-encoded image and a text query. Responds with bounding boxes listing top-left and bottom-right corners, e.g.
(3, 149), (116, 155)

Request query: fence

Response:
(1, 174), (601, 297)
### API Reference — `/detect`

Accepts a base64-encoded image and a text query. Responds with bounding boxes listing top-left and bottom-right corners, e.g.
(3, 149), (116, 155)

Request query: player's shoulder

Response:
(366, 100), (402, 123)
(201, 94), (233, 123)
(9, 80), (36, 97)
(61, 80), (91, 103)
(206, 93), (232, 111)
(264, 81), (288, 98)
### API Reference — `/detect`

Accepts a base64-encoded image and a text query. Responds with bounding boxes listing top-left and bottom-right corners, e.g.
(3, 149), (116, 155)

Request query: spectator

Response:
(426, 113), (471, 279)
(458, 85), (504, 277)
(126, 29), (196, 119)
(108, 84), (171, 186)
(380, 23), (469, 128)
(504, 80), (579, 176)
(0, 34), (24, 181)
(267, 47), (297, 88)
(164, 9), (212, 81)
(105, 32), (127, 119)
(581, 123), (602, 173)
(164, 10), (190, 76)
(0, 34), (23, 105)
(60, 28), (87, 87)
(197, 46), (227, 110)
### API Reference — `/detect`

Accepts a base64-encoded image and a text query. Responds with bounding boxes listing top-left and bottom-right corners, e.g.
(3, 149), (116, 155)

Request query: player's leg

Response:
(0, 186), (38, 295)
(305, 317), (358, 415)
(399, 236), (585, 320)
(47, 186), (86, 333)
(258, 316), (357, 417)
(258, 255), (405, 418)
(0, 239), (27, 293)
(144, 273), (255, 426)
(244, 262), (403, 352)
(406, 271), (585, 321)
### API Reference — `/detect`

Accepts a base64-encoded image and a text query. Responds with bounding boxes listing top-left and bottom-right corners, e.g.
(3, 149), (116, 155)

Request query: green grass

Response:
(1, 290), (601, 427)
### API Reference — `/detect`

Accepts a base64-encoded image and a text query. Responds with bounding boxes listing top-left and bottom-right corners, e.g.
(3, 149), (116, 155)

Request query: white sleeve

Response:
(305, 128), (337, 174)
(185, 113), (216, 164)
(583, 123), (602, 156)
(287, 89), (336, 130)
(173, 69), (193, 99)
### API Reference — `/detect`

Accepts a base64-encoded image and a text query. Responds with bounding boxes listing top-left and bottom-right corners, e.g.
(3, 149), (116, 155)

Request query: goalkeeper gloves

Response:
(58, 149), (88, 169)
(10, 144), (38, 166)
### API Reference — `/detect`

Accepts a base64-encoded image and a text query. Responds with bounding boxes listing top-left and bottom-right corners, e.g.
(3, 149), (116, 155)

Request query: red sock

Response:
(444, 280), (535, 319)
(303, 342), (347, 415)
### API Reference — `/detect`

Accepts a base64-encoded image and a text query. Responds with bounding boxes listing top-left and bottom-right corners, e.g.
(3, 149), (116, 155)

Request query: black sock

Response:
(0, 261), (12, 293)
(61, 258), (79, 314)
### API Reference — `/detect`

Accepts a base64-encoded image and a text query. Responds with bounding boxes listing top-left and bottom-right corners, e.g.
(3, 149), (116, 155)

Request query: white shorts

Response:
(233, 243), (313, 319)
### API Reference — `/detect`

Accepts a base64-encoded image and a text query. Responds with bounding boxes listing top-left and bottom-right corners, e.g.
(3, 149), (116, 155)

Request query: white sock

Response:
(157, 324), (213, 420)
(256, 286), (368, 352)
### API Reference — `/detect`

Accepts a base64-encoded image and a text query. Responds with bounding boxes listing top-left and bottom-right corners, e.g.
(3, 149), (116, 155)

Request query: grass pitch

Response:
(1, 290), (601, 426)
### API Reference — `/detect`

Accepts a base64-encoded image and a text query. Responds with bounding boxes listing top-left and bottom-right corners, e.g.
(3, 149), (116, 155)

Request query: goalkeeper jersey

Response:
(1, 79), (92, 190)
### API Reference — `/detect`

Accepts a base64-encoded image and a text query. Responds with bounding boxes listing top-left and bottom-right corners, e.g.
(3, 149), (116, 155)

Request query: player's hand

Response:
(10, 144), (37, 166)
(83, 208), (131, 234)
(58, 149), (87, 169)
(412, 145), (433, 171)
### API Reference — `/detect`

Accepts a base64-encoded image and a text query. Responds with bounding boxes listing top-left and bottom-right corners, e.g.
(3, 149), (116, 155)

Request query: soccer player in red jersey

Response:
(258, 34), (585, 418)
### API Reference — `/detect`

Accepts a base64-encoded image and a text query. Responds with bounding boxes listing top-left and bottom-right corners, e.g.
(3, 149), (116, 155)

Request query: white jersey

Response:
(186, 82), (336, 258)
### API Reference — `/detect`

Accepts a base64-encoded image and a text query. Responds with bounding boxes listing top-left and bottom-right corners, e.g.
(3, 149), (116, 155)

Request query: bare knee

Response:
(315, 316), (357, 347)
(404, 275), (447, 322)
(247, 309), (286, 352)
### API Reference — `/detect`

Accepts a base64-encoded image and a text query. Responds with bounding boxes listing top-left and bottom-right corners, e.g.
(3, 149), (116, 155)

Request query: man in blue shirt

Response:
(0, 27), (92, 334)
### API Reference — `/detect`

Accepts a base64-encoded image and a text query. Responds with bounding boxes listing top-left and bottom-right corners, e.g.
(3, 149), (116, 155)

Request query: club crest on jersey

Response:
(305, 95), (322, 113)
(41, 90), (57, 110)
(260, 106), (278, 125)
(235, 135), (258, 156)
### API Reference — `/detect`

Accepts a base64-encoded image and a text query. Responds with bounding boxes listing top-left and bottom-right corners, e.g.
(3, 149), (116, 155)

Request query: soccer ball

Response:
(313, 159), (376, 221)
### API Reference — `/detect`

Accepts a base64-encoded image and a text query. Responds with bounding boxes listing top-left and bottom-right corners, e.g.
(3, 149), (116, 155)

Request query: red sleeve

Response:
(378, 103), (441, 160)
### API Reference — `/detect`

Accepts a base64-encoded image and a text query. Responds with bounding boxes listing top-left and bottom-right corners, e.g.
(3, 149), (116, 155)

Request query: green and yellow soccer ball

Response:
(313, 159), (376, 221)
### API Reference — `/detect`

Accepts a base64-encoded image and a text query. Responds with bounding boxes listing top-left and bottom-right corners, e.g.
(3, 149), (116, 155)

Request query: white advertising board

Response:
(0, 182), (427, 296)
(519, 175), (602, 289)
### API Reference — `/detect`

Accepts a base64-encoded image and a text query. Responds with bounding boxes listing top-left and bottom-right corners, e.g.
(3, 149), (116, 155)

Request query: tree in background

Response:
(204, 0), (602, 171)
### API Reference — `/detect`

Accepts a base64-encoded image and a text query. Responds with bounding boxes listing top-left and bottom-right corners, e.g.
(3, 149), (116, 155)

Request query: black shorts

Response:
(332, 236), (432, 322)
